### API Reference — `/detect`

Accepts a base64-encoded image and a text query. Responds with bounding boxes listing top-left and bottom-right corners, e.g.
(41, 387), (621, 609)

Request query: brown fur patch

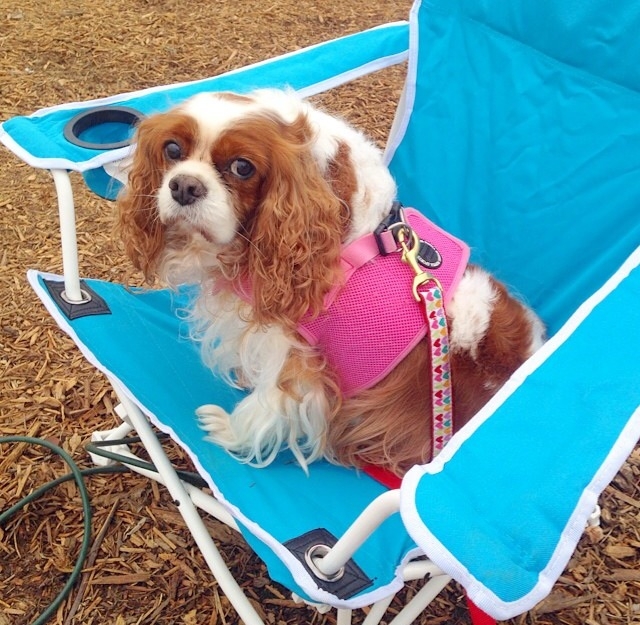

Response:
(116, 112), (199, 280)
(451, 278), (539, 418)
(325, 141), (356, 230)
(210, 112), (348, 326)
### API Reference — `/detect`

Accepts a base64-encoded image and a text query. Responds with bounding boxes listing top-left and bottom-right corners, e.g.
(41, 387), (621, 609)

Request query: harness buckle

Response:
(374, 201), (406, 256)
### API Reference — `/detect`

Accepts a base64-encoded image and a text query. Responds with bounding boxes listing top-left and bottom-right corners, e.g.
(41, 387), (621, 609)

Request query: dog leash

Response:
(396, 224), (454, 457)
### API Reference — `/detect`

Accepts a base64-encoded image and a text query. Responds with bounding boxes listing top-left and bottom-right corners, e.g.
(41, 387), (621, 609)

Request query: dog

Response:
(117, 89), (545, 477)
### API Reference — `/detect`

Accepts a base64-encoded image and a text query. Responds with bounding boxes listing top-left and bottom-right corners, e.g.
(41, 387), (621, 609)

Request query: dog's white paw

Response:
(196, 404), (238, 449)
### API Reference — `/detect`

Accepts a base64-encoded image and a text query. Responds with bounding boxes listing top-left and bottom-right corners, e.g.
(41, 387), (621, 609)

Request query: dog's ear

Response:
(247, 118), (351, 326)
(116, 117), (167, 282)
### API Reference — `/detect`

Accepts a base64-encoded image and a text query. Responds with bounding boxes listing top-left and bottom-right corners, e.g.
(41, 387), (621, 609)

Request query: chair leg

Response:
(50, 169), (83, 304)
(361, 595), (395, 625)
(387, 573), (451, 625)
(337, 608), (353, 625)
(110, 378), (267, 625)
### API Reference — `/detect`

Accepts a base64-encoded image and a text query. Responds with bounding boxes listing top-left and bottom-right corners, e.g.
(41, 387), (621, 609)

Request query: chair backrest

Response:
(387, 0), (640, 335)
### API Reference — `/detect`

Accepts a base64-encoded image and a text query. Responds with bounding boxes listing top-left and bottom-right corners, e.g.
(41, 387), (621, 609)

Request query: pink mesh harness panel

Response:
(297, 209), (469, 397)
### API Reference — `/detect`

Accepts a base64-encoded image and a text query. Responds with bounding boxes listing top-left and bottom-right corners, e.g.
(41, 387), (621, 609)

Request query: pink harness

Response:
(297, 208), (469, 397)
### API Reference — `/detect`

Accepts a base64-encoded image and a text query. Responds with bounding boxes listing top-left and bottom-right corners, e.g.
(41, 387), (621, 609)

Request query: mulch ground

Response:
(1, 1), (639, 624)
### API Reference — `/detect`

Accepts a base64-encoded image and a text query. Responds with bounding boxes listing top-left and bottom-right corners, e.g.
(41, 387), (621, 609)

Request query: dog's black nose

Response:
(168, 174), (207, 206)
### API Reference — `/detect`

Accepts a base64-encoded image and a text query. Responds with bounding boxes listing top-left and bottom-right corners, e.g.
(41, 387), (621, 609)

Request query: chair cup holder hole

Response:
(63, 106), (145, 150)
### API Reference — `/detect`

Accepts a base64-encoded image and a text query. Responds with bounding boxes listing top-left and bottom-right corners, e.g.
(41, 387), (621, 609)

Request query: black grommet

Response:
(304, 544), (346, 582)
(63, 105), (145, 150)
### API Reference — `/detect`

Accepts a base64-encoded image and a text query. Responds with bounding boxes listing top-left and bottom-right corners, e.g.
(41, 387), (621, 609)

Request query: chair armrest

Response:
(401, 247), (640, 620)
(0, 21), (409, 174)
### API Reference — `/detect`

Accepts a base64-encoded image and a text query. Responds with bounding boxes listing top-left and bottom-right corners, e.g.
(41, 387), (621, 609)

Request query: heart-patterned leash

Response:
(397, 226), (454, 457)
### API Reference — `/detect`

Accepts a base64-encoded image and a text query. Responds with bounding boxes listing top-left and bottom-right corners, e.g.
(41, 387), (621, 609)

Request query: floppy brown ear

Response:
(116, 118), (167, 282)
(247, 121), (350, 326)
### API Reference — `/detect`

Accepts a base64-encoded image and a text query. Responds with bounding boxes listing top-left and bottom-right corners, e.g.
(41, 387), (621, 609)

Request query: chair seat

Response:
(29, 270), (420, 609)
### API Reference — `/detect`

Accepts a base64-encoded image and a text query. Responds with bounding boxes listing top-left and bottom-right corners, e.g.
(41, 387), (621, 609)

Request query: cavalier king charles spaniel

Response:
(117, 89), (545, 477)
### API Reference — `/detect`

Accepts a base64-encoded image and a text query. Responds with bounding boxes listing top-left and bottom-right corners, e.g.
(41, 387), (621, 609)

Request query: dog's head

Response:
(117, 89), (396, 325)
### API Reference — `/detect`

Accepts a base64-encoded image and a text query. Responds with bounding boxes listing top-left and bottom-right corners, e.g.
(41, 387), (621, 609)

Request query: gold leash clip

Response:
(397, 226), (432, 301)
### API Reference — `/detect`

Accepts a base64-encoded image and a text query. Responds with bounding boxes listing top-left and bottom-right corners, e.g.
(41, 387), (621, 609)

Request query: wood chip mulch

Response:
(1, 1), (638, 624)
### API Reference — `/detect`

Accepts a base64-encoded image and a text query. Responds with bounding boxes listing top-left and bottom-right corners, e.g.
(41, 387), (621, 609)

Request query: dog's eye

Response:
(164, 141), (182, 161)
(229, 158), (255, 180)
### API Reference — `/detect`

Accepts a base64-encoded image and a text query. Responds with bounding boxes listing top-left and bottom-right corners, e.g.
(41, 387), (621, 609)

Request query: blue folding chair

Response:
(2, 1), (639, 623)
